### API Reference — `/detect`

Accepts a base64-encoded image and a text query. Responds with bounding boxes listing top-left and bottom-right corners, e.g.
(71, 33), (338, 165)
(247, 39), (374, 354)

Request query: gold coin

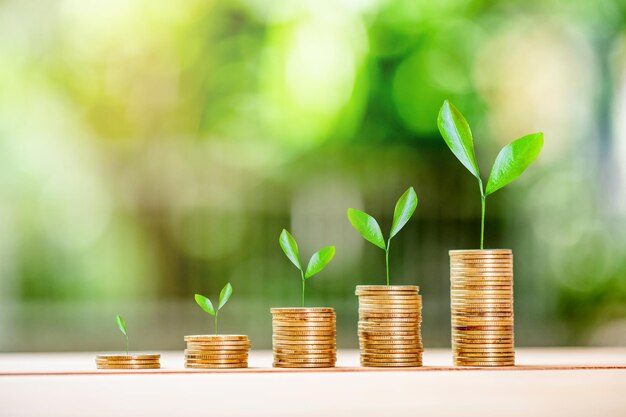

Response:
(361, 361), (422, 367)
(273, 341), (335, 346)
(185, 340), (251, 345)
(357, 294), (421, 300)
(454, 361), (514, 367)
(360, 312), (421, 318)
(271, 308), (334, 314)
(358, 324), (419, 331)
(356, 285), (419, 292)
(185, 363), (248, 369)
(272, 319), (336, 326)
(450, 268), (513, 274)
(185, 353), (248, 359)
(97, 364), (161, 369)
(184, 335), (248, 342)
(361, 352), (420, 358)
(358, 303), (422, 309)
(358, 300), (422, 307)
(273, 314), (336, 319)
(272, 362), (335, 368)
(275, 348), (336, 354)
(185, 351), (249, 358)
(96, 354), (160, 360)
(361, 348), (423, 354)
(273, 328), (335, 334)
(185, 358), (246, 364)
(449, 248), (512, 255)
(96, 358), (160, 363)
(274, 353), (335, 360)
(273, 356), (336, 363)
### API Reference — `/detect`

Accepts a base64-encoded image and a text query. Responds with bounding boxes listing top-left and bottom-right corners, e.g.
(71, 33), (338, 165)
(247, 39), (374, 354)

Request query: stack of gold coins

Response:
(450, 249), (514, 366)
(184, 335), (250, 368)
(356, 285), (423, 367)
(95, 354), (160, 369)
(271, 308), (336, 368)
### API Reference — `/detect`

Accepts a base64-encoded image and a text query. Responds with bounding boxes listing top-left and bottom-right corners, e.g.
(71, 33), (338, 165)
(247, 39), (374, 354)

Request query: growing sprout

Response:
(437, 100), (544, 249)
(195, 282), (233, 334)
(347, 187), (418, 285)
(279, 229), (335, 307)
(115, 314), (128, 354)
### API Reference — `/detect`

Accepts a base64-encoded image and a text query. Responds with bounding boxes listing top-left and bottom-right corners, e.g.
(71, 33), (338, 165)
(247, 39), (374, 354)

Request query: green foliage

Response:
(195, 294), (215, 316)
(218, 282), (233, 310)
(347, 209), (386, 249)
(115, 314), (127, 336)
(279, 229), (335, 307)
(347, 187), (418, 285)
(305, 246), (336, 279)
(194, 282), (233, 334)
(115, 314), (128, 354)
(486, 133), (544, 196)
(279, 229), (301, 269)
(437, 100), (543, 248)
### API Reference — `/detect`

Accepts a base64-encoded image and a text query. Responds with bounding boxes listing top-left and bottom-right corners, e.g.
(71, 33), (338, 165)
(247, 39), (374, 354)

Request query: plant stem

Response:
(479, 179), (486, 250)
(300, 270), (306, 307)
(215, 313), (218, 335)
(385, 239), (391, 286)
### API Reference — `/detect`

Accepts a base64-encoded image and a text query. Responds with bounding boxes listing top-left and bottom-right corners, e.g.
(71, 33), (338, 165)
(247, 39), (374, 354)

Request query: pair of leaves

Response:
(116, 314), (127, 336)
(195, 282), (233, 316)
(437, 100), (543, 195)
(279, 230), (335, 279)
(347, 187), (418, 250)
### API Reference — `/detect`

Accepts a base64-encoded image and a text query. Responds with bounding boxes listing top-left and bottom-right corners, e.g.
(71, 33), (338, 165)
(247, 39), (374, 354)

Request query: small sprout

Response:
(116, 314), (128, 354)
(195, 282), (232, 335)
(347, 187), (418, 285)
(437, 100), (543, 249)
(279, 229), (335, 307)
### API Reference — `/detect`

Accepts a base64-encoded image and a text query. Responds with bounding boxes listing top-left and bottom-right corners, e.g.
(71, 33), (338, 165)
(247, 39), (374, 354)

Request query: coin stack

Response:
(271, 308), (336, 368)
(450, 249), (514, 366)
(183, 335), (250, 368)
(356, 285), (423, 367)
(95, 354), (160, 369)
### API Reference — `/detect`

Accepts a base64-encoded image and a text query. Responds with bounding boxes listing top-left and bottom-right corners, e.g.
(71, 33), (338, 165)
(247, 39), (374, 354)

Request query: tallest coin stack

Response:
(449, 249), (514, 366)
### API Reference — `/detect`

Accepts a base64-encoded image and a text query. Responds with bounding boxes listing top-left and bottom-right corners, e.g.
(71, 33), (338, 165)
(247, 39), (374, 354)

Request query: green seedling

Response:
(347, 187), (418, 285)
(437, 100), (544, 249)
(195, 282), (233, 335)
(115, 314), (128, 354)
(279, 229), (335, 307)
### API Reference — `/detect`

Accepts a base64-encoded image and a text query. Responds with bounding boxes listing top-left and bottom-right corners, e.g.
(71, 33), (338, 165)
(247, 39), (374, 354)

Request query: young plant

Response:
(347, 187), (418, 285)
(115, 314), (128, 354)
(437, 100), (544, 249)
(195, 282), (233, 335)
(279, 229), (335, 307)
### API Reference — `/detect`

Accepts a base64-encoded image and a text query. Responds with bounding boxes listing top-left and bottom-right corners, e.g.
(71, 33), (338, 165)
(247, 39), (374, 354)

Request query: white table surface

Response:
(1, 348), (625, 416)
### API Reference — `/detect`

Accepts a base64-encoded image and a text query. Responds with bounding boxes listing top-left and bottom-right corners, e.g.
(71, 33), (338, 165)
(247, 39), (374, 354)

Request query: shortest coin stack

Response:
(184, 335), (250, 369)
(272, 308), (336, 368)
(96, 354), (161, 369)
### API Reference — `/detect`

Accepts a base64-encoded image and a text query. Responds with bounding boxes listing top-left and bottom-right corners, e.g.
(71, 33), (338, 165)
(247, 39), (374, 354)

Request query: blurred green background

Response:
(1, 0), (626, 352)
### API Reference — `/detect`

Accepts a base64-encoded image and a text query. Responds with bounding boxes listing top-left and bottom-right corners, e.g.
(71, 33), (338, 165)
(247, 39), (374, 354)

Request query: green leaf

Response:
(305, 246), (336, 279)
(347, 208), (386, 250)
(486, 132), (544, 195)
(279, 229), (301, 270)
(437, 100), (481, 179)
(390, 187), (418, 239)
(115, 314), (127, 336)
(218, 282), (232, 310)
(195, 294), (215, 316)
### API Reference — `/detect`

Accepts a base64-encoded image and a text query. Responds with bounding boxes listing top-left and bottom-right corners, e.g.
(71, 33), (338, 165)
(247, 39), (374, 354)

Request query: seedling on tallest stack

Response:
(437, 100), (544, 367)
(437, 100), (543, 249)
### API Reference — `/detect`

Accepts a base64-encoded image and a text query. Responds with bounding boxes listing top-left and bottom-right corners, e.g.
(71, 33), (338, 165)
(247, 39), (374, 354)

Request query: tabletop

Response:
(1, 348), (625, 416)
